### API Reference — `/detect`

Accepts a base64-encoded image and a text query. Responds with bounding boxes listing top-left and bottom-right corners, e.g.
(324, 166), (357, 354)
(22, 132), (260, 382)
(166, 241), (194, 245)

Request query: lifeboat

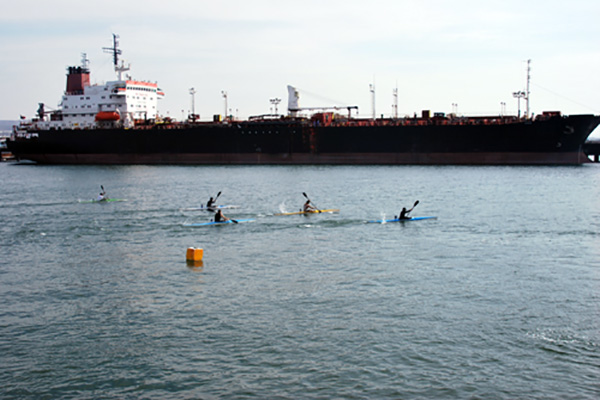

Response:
(95, 111), (120, 122)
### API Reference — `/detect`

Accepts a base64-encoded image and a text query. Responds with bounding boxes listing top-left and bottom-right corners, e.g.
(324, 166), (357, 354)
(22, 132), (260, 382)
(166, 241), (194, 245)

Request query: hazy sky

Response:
(2, 0), (600, 121)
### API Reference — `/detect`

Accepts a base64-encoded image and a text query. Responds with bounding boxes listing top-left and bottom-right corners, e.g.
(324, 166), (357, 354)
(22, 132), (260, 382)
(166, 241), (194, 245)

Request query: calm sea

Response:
(1, 163), (599, 399)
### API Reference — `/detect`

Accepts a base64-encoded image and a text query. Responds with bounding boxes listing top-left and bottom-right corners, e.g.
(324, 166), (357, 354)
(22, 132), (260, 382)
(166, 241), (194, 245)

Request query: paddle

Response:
(302, 192), (321, 213)
(214, 191), (222, 202)
(405, 200), (419, 219)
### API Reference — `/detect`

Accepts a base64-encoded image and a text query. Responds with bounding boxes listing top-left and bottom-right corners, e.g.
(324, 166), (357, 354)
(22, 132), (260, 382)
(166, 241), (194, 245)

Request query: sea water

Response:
(1, 163), (599, 399)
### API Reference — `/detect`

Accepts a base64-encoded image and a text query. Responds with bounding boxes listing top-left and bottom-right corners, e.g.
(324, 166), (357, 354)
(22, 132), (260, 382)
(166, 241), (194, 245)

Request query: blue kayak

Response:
(183, 218), (254, 227)
(368, 216), (437, 223)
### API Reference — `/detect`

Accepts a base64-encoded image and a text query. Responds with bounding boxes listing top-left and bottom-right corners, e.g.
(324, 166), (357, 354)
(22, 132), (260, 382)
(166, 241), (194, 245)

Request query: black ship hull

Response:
(8, 114), (600, 165)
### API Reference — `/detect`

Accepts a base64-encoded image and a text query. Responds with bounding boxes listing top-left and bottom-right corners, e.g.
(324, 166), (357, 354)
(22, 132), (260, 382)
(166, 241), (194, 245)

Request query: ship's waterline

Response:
(13, 150), (593, 165)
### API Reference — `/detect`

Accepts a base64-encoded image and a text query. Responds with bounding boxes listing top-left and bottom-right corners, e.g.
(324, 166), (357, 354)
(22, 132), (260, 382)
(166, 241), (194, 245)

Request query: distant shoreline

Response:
(0, 120), (19, 136)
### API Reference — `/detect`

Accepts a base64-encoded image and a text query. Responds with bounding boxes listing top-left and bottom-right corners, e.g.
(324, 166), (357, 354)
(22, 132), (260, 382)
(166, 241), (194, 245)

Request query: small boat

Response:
(368, 216), (437, 223)
(274, 208), (339, 216)
(183, 218), (255, 227)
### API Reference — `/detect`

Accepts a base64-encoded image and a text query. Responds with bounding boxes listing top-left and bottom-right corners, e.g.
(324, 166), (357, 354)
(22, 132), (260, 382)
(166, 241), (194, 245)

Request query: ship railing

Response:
(326, 115), (524, 128)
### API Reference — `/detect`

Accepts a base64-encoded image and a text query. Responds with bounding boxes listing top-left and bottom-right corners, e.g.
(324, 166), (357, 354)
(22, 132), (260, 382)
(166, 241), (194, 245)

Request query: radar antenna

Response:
(80, 53), (90, 70)
(103, 34), (130, 80)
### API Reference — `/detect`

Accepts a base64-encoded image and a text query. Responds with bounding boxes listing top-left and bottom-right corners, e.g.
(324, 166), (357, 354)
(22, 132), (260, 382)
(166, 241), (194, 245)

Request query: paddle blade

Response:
(414, 200), (420, 207)
(231, 219), (238, 224)
(302, 192), (309, 199)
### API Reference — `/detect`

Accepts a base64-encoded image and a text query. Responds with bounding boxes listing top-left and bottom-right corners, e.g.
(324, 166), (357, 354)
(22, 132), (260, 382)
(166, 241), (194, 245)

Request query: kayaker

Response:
(398, 203), (417, 220)
(207, 197), (216, 209)
(97, 187), (107, 202)
(303, 200), (317, 212)
(214, 209), (228, 222)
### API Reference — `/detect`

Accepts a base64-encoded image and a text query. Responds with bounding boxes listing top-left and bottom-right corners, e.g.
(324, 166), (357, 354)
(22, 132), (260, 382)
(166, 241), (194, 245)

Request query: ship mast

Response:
(525, 59), (531, 119)
(392, 84), (398, 119)
(189, 87), (196, 121)
(222, 91), (228, 121)
(103, 34), (130, 81)
(513, 59), (531, 120)
(370, 80), (376, 120)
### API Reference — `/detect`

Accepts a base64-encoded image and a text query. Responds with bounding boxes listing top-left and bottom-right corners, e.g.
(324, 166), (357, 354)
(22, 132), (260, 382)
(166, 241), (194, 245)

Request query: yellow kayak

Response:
(274, 208), (340, 216)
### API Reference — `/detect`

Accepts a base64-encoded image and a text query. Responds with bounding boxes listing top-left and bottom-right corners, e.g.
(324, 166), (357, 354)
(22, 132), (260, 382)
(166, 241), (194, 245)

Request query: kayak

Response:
(368, 216), (437, 223)
(79, 198), (127, 203)
(274, 209), (340, 216)
(183, 218), (255, 227)
(181, 205), (239, 211)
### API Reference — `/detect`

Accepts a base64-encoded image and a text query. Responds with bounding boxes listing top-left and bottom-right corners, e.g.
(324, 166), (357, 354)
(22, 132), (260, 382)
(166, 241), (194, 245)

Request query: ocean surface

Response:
(1, 163), (599, 399)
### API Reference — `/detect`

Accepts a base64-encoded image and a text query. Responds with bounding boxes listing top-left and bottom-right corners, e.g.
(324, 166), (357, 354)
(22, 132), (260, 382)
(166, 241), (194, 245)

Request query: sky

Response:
(2, 0), (600, 122)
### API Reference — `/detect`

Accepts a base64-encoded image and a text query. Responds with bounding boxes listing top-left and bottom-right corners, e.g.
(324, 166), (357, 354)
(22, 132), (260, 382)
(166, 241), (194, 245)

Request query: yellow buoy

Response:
(186, 247), (204, 267)
(186, 247), (204, 261)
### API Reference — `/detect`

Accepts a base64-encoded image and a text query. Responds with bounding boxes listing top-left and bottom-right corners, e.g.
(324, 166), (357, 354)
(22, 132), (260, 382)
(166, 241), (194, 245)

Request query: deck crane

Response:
(287, 85), (358, 119)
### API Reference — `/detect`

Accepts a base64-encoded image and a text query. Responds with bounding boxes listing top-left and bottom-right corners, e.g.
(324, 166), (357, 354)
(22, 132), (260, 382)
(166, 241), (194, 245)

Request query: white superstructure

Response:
(37, 35), (163, 130)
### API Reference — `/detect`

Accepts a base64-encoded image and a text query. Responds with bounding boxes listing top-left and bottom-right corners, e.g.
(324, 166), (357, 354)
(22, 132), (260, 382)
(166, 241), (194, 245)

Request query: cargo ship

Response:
(8, 35), (600, 165)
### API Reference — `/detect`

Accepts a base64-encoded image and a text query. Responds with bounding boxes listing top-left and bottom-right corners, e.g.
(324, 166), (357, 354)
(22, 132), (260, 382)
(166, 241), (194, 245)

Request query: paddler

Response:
(398, 200), (419, 220)
(96, 186), (107, 202)
(214, 209), (229, 222)
(303, 200), (317, 212)
(206, 197), (216, 209)
(398, 207), (412, 220)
